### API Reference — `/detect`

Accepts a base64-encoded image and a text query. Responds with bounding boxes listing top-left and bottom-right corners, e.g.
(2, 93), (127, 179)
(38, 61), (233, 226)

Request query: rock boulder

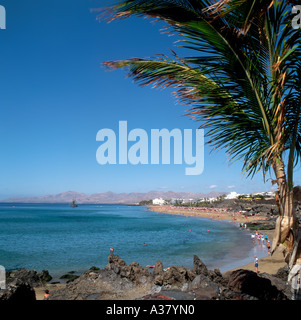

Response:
(228, 269), (287, 300)
(0, 278), (36, 301)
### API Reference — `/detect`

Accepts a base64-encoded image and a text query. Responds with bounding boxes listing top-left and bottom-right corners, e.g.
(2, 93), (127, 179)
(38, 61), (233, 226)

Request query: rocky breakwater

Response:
(48, 254), (291, 300)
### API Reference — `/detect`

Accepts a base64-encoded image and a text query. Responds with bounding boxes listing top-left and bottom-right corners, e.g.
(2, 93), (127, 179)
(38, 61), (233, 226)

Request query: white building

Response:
(225, 191), (240, 199)
(152, 198), (165, 205)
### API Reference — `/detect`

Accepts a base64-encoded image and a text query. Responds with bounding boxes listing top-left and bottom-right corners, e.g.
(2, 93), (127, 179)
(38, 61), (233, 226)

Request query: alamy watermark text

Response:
(293, 6), (301, 29)
(96, 121), (204, 175)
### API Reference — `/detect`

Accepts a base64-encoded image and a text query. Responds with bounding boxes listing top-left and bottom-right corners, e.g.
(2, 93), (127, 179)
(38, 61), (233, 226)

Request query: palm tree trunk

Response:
(272, 160), (300, 269)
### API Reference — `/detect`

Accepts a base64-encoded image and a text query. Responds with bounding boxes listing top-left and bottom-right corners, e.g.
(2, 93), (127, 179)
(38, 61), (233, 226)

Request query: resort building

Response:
(225, 192), (240, 199)
(152, 198), (165, 205)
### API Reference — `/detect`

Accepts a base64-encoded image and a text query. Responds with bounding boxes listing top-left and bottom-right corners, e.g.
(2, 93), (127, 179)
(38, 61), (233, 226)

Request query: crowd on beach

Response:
(249, 230), (271, 253)
(149, 205), (268, 224)
(240, 224), (272, 274)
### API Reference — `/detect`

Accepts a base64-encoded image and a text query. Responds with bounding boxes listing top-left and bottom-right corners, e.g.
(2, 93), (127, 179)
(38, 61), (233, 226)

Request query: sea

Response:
(0, 203), (269, 278)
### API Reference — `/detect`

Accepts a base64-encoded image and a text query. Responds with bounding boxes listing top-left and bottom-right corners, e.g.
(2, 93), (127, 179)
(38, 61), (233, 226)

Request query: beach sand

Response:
(148, 205), (268, 224)
(35, 283), (66, 300)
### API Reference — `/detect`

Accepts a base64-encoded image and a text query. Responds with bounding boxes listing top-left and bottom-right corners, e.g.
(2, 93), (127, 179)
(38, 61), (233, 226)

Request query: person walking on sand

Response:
(266, 240), (271, 255)
(254, 256), (259, 274)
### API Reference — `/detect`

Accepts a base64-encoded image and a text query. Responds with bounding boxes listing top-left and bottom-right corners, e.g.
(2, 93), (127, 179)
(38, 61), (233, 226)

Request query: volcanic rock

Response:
(228, 269), (287, 300)
(0, 278), (36, 301)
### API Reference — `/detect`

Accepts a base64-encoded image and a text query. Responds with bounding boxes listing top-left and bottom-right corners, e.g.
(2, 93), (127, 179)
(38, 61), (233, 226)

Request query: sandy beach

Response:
(148, 204), (269, 224)
(35, 283), (66, 300)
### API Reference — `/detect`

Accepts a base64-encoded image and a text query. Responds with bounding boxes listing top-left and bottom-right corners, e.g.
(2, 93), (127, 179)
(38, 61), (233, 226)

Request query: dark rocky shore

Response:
(0, 253), (292, 300)
(212, 198), (301, 230)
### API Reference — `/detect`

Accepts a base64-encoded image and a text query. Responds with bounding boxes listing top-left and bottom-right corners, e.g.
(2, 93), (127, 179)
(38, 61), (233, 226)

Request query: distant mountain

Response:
(1, 190), (227, 204)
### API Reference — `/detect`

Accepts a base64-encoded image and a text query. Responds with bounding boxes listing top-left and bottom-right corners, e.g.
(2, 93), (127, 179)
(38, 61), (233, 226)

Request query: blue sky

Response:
(0, 0), (300, 199)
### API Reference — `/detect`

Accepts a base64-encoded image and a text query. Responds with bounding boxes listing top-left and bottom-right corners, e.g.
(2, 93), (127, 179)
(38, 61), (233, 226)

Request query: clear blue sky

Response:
(1, 0), (300, 199)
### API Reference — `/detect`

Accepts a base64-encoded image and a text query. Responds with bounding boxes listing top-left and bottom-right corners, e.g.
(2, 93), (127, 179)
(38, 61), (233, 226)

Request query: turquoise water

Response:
(0, 203), (267, 277)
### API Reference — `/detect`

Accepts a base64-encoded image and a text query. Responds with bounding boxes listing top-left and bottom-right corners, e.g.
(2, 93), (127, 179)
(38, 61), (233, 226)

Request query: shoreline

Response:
(33, 228), (286, 300)
(227, 229), (286, 275)
(1, 203), (288, 300)
(32, 205), (285, 299)
(147, 205), (286, 275)
(147, 204), (269, 224)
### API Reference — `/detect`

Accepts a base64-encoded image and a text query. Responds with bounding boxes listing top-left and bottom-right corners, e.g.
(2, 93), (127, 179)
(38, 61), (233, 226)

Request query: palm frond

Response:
(101, 0), (301, 179)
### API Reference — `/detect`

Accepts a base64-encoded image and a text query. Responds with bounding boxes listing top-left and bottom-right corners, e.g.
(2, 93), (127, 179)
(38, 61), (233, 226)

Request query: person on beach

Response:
(43, 289), (50, 300)
(257, 234), (261, 245)
(261, 234), (265, 245)
(254, 256), (259, 274)
(266, 240), (271, 255)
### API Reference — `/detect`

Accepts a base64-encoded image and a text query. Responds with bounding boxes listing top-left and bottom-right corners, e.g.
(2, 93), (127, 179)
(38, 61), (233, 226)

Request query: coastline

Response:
(32, 227), (286, 300)
(147, 204), (269, 224)
(147, 205), (286, 275)
(29, 204), (285, 299)
(227, 229), (286, 275)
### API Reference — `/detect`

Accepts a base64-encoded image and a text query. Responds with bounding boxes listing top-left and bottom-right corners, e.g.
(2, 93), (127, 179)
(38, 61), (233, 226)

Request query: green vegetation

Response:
(138, 200), (153, 206)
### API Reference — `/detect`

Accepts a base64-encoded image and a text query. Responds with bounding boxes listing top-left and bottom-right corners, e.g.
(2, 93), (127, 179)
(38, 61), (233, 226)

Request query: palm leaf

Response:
(101, 0), (301, 180)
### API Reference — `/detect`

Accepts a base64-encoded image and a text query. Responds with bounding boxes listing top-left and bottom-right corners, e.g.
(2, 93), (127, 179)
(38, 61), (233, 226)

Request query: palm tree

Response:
(100, 1), (301, 278)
